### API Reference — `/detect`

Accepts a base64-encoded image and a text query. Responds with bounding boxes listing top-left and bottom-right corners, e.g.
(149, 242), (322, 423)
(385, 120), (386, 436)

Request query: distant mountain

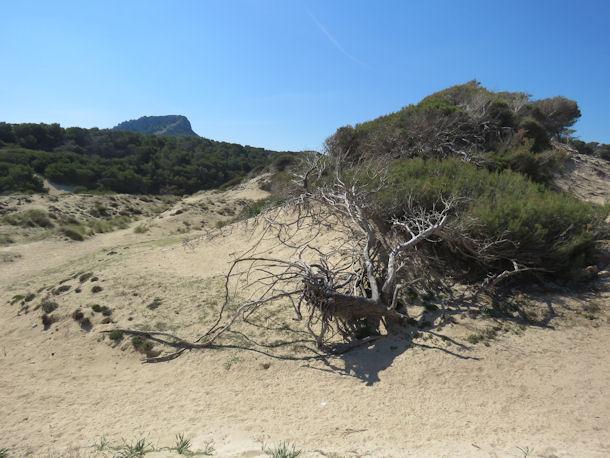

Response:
(113, 115), (199, 137)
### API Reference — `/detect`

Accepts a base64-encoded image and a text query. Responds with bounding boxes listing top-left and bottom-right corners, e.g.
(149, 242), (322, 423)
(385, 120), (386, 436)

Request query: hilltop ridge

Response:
(113, 114), (199, 137)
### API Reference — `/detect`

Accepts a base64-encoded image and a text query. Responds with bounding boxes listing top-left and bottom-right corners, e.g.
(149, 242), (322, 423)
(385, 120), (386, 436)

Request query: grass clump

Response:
(60, 225), (85, 241)
(134, 224), (149, 233)
(2, 209), (54, 228)
(80, 317), (92, 330)
(90, 304), (111, 315)
(10, 294), (25, 305)
(54, 285), (71, 295)
(117, 436), (153, 457)
(79, 272), (94, 282)
(174, 433), (192, 454)
(91, 285), (103, 293)
(109, 330), (124, 341)
(263, 441), (302, 458)
(132, 336), (154, 354)
(40, 300), (59, 313)
(147, 298), (163, 310)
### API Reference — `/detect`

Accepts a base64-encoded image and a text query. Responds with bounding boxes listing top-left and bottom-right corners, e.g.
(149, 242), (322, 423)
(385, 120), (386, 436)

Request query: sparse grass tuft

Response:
(147, 298), (163, 310)
(134, 224), (149, 233)
(116, 436), (153, 457)
(263, 441), (302, 458)
(88, 434), (214, 457)
(91, 435), (109, 452)
(175, 433), (192, 454)
(79, 272), (94, 282)
(467, 327), (498, 345)
(0, 448), (9, 458)
(10, 294), (25, 305)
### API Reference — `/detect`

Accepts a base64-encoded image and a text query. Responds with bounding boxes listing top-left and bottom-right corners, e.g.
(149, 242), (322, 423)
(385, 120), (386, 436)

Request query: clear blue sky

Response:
(1, 0), (608, 151)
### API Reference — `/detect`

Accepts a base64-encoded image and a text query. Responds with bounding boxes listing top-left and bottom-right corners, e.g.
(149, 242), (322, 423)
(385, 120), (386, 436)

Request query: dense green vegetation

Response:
(377, 158), (607, 275)
(308, 82), (609, 278)
(325, 81), (608, 183)
(0, 122), (294, 194)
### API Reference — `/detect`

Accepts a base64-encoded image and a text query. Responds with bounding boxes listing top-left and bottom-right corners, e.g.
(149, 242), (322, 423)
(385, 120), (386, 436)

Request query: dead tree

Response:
(108, 155), (467, 361)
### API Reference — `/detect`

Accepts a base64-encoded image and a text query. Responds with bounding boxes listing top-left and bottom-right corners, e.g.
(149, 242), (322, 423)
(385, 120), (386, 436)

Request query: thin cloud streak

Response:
(306, 9), (366, 67)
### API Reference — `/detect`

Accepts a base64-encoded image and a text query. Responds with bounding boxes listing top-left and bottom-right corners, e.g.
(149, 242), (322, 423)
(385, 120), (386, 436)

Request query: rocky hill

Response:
(113, 115), (199, 137)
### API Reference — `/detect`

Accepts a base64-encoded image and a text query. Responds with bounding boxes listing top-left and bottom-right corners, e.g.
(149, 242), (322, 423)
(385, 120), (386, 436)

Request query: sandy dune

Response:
(1, 175), (609, 457)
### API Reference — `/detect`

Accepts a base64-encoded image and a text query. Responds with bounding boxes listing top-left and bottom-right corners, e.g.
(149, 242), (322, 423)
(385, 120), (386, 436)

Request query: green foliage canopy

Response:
(0, 123), (295, 194)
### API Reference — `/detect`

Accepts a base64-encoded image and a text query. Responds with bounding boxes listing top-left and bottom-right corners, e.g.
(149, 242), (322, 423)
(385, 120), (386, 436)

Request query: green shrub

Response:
(518, 117), (550, 152)
(486, 145), (566, 184)
(108, 330), (123, 341)
(80, 317), (92, 330)
(91, 285), (103, 293)
(374, 158), (608, 275)
(91, 304), (112, 316)
(91, 304), (103, 313)
(131, 336), (154, 353)
(41, 300), (58, 313)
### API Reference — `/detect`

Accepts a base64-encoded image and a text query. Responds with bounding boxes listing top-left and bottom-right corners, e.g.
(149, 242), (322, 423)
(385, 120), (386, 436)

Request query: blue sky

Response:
(1, 0), (608, 151)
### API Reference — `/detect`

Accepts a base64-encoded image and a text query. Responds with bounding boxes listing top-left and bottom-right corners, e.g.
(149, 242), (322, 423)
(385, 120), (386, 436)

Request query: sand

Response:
(1, 173), (609, 457)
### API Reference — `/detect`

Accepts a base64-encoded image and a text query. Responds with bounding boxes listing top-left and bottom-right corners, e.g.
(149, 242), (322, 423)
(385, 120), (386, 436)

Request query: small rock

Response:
(31, 323), (37, 328)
